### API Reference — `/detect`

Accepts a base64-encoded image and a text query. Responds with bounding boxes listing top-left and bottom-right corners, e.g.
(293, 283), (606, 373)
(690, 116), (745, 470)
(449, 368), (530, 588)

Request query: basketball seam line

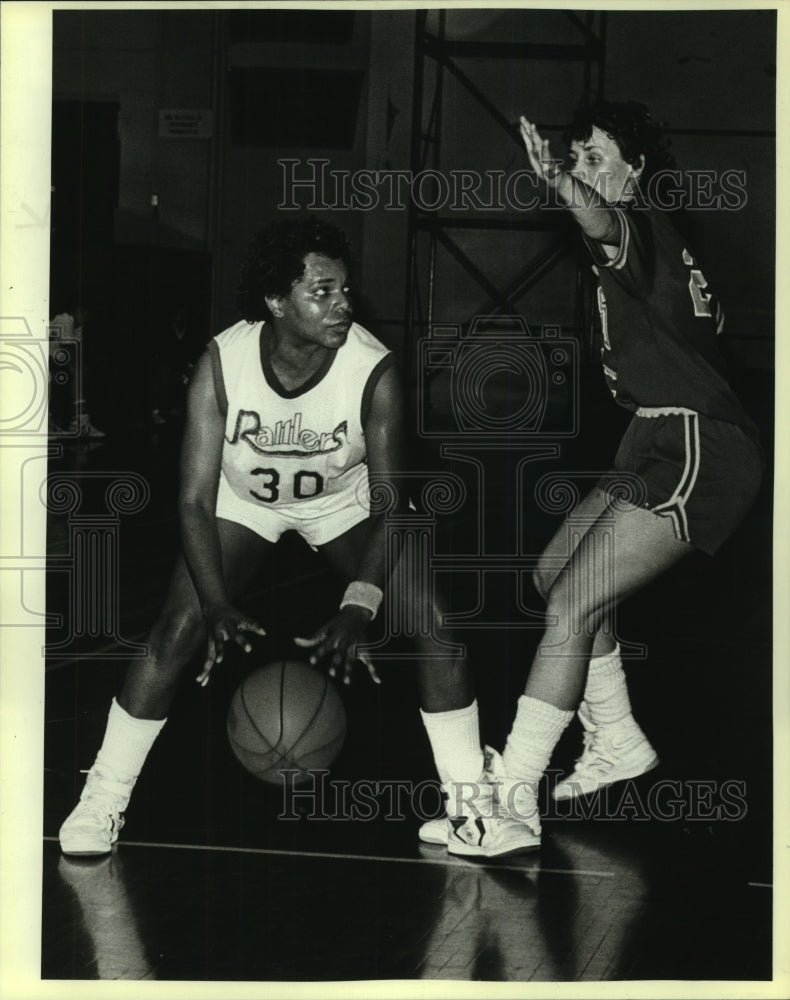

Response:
(230, 660), (345, 775)
(282, 670), (334, 760)
(238, 680), (280, 753)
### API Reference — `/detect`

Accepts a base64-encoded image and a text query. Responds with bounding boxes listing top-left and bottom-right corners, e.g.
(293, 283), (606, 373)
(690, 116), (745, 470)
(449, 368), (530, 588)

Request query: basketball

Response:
(226, 659), (347, 785)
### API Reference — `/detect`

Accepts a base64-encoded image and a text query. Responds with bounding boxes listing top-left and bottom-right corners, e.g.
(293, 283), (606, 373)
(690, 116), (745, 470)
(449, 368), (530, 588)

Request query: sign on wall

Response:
(158, 109), (213, 139)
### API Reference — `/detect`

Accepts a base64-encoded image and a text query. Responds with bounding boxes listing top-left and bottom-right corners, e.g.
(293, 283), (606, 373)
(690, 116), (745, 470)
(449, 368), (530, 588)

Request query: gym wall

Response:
(51, 8), (775, 375)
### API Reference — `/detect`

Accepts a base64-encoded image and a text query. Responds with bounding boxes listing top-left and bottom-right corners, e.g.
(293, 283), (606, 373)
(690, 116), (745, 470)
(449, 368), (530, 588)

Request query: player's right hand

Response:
(196, 603), (267, 687)
(519, 116), (563, 186)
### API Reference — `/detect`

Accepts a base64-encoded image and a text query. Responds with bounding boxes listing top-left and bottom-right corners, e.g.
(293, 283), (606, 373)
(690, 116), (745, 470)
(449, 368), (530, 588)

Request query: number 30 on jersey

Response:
(249, 467), (324, 503)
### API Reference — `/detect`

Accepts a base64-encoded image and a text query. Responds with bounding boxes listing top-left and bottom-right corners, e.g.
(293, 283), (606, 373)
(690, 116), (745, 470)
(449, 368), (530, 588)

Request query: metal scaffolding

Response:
(403, 9), (607, 411)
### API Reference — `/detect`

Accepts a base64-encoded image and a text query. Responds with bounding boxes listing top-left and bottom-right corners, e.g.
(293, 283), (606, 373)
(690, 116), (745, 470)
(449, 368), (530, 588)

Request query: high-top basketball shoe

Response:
(418, 747), (541, 858)
(552, 702), (658, 800)
(59, 764), (135, 855)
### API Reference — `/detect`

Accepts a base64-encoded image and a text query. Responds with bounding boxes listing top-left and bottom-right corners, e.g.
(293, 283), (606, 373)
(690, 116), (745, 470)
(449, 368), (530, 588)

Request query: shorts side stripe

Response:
(651, 412), (700, 543)
(684, 413), (702, 497)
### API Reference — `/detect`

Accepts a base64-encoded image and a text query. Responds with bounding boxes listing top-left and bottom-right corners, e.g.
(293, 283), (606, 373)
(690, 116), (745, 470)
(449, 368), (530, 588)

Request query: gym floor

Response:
(41, 365), (775, 985)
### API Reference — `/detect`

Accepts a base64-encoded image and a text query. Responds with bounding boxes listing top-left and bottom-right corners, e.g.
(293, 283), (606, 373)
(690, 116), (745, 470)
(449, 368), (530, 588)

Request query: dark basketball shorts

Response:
(601, 407), (764, 555)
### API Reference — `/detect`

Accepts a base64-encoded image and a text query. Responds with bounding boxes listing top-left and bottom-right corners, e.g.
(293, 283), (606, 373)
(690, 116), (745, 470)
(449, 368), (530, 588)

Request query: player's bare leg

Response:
(59, 520), (273, 855)
(533, 486), (661, 797)
(533, 485), (616, 656)
(320, 519), (507, 852)
(319, 517), (474, 708)
(120, 519), (274, 719)
(503, 501), (690, 810)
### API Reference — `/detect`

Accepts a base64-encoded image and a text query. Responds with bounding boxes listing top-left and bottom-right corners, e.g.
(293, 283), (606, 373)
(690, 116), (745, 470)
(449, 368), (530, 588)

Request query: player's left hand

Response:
(294, 606), (381, 686)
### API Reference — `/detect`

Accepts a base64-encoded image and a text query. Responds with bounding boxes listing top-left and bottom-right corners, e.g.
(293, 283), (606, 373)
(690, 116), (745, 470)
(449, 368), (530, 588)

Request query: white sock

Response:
(502, 695), (574, 785)
(583, 644), (632, 726)
(93, 698), (167, 783)
(420, 699), (484, 784)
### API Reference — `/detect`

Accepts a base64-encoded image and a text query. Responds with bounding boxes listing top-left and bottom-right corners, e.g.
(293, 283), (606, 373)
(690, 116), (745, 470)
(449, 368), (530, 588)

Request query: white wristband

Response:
(340, 581), (383, 620)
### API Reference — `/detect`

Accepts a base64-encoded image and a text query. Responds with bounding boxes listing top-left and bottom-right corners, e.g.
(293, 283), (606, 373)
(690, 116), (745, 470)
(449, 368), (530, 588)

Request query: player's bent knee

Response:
(542, 579), (605, 640)
(532, 566), (550, 603)
(147, 606), (205, 665)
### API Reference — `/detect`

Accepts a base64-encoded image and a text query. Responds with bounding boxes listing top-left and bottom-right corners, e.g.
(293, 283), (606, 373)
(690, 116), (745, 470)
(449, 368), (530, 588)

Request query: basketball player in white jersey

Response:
(59, 217), (535, 860)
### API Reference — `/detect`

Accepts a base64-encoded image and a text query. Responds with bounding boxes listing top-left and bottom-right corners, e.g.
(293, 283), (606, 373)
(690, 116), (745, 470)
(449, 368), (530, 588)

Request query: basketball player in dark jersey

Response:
(500, 101), (763, 806)
(419, 101), (764, 848)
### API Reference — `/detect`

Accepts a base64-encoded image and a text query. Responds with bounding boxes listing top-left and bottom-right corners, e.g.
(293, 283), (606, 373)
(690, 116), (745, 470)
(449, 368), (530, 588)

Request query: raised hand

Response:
(519, 116), (563, 186)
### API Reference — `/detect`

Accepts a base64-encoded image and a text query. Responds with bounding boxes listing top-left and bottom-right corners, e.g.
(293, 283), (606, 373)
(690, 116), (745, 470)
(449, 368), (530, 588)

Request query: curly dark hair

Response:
(564, 101), (676, 185)
(237, 216), (353, 322)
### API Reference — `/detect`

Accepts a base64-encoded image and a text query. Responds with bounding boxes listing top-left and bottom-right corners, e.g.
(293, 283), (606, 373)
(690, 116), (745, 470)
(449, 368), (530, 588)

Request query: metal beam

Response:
(467, 238), (569, 323)
(427, 46), (520, 145)
(431, 226), (502, 302)
(416, 217), (561, 233)
(423, 36), (603, 62)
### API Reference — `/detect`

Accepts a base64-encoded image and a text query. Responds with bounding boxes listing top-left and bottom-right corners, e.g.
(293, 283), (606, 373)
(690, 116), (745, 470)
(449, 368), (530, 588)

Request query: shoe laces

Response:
(574, 726), (620, 775)
(76, 770), (132, 822)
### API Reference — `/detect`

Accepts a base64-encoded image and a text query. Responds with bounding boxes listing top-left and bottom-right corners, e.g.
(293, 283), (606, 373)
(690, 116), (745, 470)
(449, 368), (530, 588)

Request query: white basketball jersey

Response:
(211, 320), (392, 509)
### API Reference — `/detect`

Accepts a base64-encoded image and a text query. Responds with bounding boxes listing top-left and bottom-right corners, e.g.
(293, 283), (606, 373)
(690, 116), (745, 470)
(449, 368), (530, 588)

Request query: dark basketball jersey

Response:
(584, 207), (758, 440)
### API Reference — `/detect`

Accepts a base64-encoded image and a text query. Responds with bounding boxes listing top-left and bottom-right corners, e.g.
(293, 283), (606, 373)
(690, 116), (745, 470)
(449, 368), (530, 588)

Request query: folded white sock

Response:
(584, 645), (632, 725)
(420, 699), (484, 784)
(93, 697), (167, 782)
(503, 695), (574, 785)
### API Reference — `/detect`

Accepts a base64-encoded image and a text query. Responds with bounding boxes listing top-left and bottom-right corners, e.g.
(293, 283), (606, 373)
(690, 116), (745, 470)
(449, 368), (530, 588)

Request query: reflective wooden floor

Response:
(44, 823), (771, 982)
(41, 370), (775, 985)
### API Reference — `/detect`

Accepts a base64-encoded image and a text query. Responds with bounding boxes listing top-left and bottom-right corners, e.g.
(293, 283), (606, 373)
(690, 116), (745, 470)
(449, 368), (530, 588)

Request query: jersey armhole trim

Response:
(360, 353), (396, 427)
(208, 340), (228, 418)
(610, 209), (630, 269)
(583, 208), (629, 270)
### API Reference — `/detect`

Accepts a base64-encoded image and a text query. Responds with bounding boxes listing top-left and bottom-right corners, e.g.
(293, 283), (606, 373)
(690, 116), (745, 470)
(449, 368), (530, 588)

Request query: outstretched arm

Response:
(520, 116), (620, 244)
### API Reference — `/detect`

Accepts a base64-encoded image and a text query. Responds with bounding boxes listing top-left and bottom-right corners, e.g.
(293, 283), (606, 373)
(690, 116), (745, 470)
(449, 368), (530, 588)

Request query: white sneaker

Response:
(552, 704), (658, 801)
(418, 815), (449, 846)
(418, 747), (541, 859)
(59, 766), (135, 855)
